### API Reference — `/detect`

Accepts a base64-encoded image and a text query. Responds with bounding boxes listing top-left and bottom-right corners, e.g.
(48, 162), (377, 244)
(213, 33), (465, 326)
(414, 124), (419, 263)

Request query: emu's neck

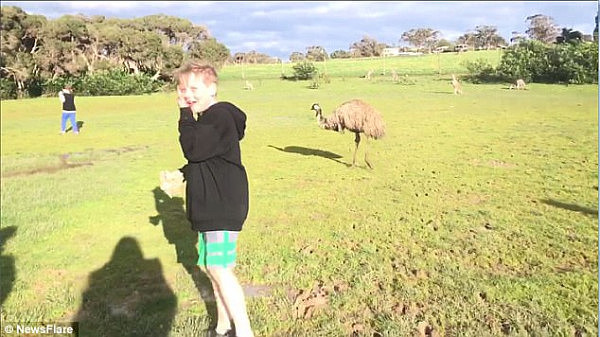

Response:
(316, 110), (339, 131)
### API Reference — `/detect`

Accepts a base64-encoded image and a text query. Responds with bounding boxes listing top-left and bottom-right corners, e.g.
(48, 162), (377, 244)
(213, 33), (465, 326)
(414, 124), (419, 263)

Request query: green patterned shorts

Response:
(197, 231), (239, 268)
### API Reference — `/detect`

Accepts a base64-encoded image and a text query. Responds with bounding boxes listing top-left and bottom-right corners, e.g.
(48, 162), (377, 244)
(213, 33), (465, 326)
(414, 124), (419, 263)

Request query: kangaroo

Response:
(509, 79), (527, 90)
(391, 69), (399, 83)
(451, 74), (463, 95)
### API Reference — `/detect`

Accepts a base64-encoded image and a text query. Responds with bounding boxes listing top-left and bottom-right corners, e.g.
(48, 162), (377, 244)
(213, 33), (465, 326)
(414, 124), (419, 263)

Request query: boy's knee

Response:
(206, 266), (233, 281)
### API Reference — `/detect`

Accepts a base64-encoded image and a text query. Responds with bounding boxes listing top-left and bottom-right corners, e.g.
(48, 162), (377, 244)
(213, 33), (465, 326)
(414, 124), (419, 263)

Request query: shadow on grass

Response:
(540, 198), (598, 216)
(268, 145), (351, 167)
(149, 187), (218, 326)
(65, 120), (85, 133)
(427, 91), (455, 95)
(0, 226), (17, 307)
(73, 236), (176, 337)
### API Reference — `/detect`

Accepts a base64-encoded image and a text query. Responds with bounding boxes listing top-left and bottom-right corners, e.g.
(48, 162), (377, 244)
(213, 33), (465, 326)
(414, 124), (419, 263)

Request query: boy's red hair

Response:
(174, 61), (218, 86)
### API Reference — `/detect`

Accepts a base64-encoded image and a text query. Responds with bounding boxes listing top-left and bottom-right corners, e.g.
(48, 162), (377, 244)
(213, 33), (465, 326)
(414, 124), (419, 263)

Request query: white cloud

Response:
(3, 1), (598, 59)
(64, 1), (140, 10)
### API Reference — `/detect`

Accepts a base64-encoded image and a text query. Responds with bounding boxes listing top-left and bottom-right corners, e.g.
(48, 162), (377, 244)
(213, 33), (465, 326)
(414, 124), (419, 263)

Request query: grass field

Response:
(1, 51), (598, 337)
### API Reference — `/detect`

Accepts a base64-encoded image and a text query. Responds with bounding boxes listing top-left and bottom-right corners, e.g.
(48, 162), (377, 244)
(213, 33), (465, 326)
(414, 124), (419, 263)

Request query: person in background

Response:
(59, 85), (79, 135)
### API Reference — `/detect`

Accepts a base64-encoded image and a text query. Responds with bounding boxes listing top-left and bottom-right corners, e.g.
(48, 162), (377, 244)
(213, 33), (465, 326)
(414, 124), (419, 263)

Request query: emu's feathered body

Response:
(313, 99), (386, 138)
(311, 99), (386, 168)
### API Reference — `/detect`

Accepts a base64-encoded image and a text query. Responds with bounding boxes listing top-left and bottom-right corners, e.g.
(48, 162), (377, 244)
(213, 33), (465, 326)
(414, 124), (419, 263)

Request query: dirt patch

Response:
(3, 155), (93, 178)
(3, 145), (149, 178)
(417, 321), (440, 337)
(471, 158), (516, 168)
(101, 145), (149, 155)
(243, 283), (273, 298)
(293, 281), (330, 319)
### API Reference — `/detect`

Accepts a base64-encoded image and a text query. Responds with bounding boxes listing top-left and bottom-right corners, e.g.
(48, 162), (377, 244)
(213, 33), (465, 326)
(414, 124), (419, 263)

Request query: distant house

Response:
(382, 47), (401, 57)
(457, 44), (468, 52)
(433, 46), (449, 53)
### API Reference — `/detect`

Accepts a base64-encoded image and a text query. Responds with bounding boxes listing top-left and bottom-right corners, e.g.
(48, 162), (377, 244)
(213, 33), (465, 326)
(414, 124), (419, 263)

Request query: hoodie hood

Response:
(217, 102), (246, 140)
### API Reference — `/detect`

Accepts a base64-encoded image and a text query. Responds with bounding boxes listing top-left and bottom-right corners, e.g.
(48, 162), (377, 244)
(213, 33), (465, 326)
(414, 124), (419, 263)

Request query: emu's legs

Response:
(352, 132), (360, 167)
(364, 137), (373, 169)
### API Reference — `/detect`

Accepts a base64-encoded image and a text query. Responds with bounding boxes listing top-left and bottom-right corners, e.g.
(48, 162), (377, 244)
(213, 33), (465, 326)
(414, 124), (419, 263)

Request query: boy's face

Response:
(177, 72), (216, 114)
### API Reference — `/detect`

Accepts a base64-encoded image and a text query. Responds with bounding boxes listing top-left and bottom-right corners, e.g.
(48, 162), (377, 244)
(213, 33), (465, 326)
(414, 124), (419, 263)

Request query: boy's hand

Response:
(177, 87), (188, 108)
(177, 96), (188, 108)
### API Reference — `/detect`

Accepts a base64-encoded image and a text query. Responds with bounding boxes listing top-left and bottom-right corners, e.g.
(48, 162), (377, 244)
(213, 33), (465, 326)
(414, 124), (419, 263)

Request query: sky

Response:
(4, 1), (598, 60)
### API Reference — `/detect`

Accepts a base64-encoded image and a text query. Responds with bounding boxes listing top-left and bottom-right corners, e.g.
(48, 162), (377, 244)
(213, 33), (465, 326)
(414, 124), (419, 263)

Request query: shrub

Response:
(0, 78), (18, 100)
(468, 40), (598, 84)
(43, 70), (165, 97)
(547, 42), (598, 84)
(463, 58), (502, 83)
(292, 61), (317, 80)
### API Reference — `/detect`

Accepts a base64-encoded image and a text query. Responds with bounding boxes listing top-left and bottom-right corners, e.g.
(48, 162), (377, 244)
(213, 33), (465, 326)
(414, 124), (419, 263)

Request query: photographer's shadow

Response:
(74, 236), (176, 337)
(149, 187), (217, 323)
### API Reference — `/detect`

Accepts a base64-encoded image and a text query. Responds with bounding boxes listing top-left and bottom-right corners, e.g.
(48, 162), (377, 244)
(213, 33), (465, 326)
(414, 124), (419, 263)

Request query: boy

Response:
(175, 61), (253, 337)
(58, 85), (79, 134)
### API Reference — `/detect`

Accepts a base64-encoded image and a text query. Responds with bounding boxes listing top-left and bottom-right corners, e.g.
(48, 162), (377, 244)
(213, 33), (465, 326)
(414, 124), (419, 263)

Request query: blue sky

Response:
(4, 1), (598, 59)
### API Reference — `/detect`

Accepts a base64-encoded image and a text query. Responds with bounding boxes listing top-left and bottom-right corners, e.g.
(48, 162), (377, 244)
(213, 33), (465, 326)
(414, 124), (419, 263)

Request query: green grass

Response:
(1, 51), (598, 336)
(220, 49), (504, 81)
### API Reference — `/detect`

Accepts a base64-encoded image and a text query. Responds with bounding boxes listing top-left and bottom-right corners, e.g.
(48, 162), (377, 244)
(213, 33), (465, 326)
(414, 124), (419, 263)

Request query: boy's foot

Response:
(74, 131), (79, 135)
(60, 131), (65, 135)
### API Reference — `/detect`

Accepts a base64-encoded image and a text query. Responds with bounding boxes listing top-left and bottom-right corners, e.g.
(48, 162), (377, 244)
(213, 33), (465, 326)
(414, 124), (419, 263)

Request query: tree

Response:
(129, 14), (209, 49)
(289, 51), (305, 62)
(1, 6), (46, 96)
(305, 46), (327, 61)
(474, 25), (507, 49)
(234, 50), (275, 64)
(556, 28), (583, 44)
(435, 39), (453, 50)
(526, 14), (560, 44)
(188, 38), (230, 69)
(457, 32), (477, 50)
(0, 6), (230, 98)
(350, 36), (386, 57)
(330, 50), (351, 59)
(401, 28), (440, 53)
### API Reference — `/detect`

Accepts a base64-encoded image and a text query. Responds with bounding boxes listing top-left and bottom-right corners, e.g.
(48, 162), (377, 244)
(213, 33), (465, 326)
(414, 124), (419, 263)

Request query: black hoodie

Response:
(178, 101), (249, 232)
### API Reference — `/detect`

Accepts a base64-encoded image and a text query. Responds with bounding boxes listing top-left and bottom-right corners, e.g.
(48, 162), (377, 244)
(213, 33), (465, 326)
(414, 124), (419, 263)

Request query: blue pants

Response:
(61, 111), (78, 132)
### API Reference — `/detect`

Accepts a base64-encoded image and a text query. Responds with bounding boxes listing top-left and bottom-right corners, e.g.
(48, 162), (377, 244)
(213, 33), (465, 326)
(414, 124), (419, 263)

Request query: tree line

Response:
(295, 14), (597, 61)
(0, 6), (231, 99)
(1, 6), (598, 99)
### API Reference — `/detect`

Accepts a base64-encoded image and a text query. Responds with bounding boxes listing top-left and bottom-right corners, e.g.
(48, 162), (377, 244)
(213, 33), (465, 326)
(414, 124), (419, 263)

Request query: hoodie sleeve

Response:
(178, 107), (233, 162)
(58, 91), (65, 103)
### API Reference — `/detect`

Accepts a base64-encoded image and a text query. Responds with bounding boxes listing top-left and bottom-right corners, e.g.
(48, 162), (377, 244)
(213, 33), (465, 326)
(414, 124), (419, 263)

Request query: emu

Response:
(310, 99), (385, 168)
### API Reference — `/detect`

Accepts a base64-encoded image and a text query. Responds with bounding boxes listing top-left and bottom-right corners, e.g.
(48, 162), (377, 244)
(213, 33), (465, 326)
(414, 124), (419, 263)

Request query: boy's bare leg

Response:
(207, 267), (254, 337)
(209, 277), (233, 335)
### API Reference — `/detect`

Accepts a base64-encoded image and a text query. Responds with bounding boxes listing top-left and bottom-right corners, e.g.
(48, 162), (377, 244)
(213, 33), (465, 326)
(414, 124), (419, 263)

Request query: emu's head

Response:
(310, 103), (322, 117)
